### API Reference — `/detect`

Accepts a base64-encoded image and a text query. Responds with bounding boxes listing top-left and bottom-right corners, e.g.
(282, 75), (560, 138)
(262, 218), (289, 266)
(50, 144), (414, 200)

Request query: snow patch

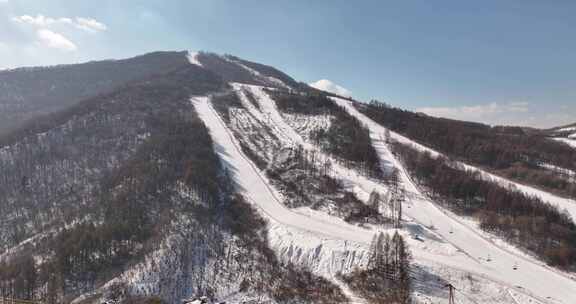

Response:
(554, 137), (576, 149)
(557, 126), (576, 133)
(225, 58), (289, 88)
(187, 51), (202, 67)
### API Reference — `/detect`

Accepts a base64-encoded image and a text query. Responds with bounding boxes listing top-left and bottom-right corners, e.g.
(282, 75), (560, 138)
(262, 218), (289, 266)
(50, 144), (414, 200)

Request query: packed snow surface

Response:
(332, 97), (576, 303)
(557, 126), (576, 133)
(192, 89), (576, 303)
(186, 51), (202, 67)
(335, 98), (576, 224)
(554, 137), (576, 149)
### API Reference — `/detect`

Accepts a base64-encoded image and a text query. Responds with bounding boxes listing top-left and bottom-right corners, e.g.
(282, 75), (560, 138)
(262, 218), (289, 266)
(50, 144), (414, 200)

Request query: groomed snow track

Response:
(335, 97), (576, 304)
(192, 90), (576, 304)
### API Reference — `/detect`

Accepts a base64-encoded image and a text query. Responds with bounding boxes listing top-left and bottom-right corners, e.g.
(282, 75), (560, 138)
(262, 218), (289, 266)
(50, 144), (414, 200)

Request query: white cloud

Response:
(13, 15), (72, 27)
(417, 102), (529, 119)
(416, 101), (533, 126)
(74, 17), (107, 32)
(416, 100), (576, 128)
(10, 14), (107, 52)
(36, 29), (77, 52)
(309, 79), (352, 96)
(12, 14), (107, 33)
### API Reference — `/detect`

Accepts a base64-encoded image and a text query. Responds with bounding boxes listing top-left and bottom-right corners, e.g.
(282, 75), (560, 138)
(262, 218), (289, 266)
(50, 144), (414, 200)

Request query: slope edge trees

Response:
(267, 145), (385, 224)
(340, 231), (412, 304)
(0, 51), (194, 135)
(211, 91), (385, 225)
(0, 64), (346, 304)
(269, 90), (382, 178)
(392, 141), (576, 270)
(0, 63), (225, 253)
(0, 63), (226, 302)
(359, 101), (576, 198)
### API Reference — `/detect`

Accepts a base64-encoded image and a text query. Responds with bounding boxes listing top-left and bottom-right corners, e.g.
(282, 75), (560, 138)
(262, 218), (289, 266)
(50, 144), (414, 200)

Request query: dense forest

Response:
(0, 62), (225, 302)
(0, 63), (345, 304)
(212, 90), (385, 225)
(340, 231), (412, 304)
(392, 142), (576, 269)
(0, 51), (193, 135)
(266, 144), (384, 225)
(270, 91), (382, 178)
(359, 101), (576, 198)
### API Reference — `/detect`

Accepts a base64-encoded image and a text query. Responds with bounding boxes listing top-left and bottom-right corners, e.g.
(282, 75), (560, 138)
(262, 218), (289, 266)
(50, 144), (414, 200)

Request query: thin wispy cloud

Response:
(12, 15), (72, 27)
(74, 17), (107, 33)
(12, 14), (107, 33)
(416, 101), (576, 128)
(416, 101), (530, 126)
(9, 14), (107, 53)
(417, 102), (529, 119)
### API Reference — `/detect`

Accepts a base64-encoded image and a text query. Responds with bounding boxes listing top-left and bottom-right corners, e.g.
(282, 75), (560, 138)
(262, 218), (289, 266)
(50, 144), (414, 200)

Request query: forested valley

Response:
(0, 57), (344, 304)
(392, 142), (576, 269)
(359, 101), (576, 198)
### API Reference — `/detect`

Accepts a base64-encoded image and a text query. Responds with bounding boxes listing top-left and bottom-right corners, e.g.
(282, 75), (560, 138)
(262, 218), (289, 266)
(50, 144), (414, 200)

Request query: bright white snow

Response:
(554, 137), (576, 149)
(334, 98), (576, 224)
(333, 97), (576, 303)
(557, 126), (576, 133)
(192, 88), (576, 303)
(187, 51), (202, 67)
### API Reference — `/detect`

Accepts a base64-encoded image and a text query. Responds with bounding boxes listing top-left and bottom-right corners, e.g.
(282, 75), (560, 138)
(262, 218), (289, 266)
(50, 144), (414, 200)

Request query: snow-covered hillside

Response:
(551, 125), (576, 149)
(2, 51), (576, 304)
(194, 77), (576, 303)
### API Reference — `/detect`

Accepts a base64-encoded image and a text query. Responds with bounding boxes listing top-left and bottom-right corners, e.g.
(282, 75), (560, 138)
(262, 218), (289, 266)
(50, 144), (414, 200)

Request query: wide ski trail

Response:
(193, 95), (488, 270)
(335, 97), (576, 304)
(193, 92), (576, 303)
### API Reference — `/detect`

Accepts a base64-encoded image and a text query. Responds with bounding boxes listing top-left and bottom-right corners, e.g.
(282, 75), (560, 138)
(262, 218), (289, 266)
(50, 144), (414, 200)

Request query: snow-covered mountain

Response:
(549, 123), (576, 149)
(1, 51), (576, 304)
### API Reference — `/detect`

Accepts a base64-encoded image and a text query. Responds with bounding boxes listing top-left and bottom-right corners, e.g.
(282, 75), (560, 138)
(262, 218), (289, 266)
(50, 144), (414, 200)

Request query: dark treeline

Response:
(0, 63), (224, 150)
(0, 51), (194, 135)
(0, 62), (345, 303)
(197, 53), (301, 89)
(392, 142), (576, 269)
(270, 91), (382, 178)
(267, 144), (384, 225)
(0, 63), (227, 302)
(213, 90), (385, 225)
(0, 62), (225, 252)
(224, 55), (302, 89)
(359, 101), (576, 198)
(341, 231), (412, 304)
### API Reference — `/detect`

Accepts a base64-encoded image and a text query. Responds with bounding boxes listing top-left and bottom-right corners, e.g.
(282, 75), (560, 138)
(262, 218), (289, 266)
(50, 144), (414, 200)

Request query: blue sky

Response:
(1, 0), (575, 128)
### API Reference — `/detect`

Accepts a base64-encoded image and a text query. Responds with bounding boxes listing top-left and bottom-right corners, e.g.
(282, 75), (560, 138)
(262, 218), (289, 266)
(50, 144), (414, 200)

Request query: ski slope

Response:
(333, 99), (576, 224)
(193, 91), (576, 303)
(334, 97), (576, 304)
(554, 137), (576, 149)
(192, 96), (466, 266)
